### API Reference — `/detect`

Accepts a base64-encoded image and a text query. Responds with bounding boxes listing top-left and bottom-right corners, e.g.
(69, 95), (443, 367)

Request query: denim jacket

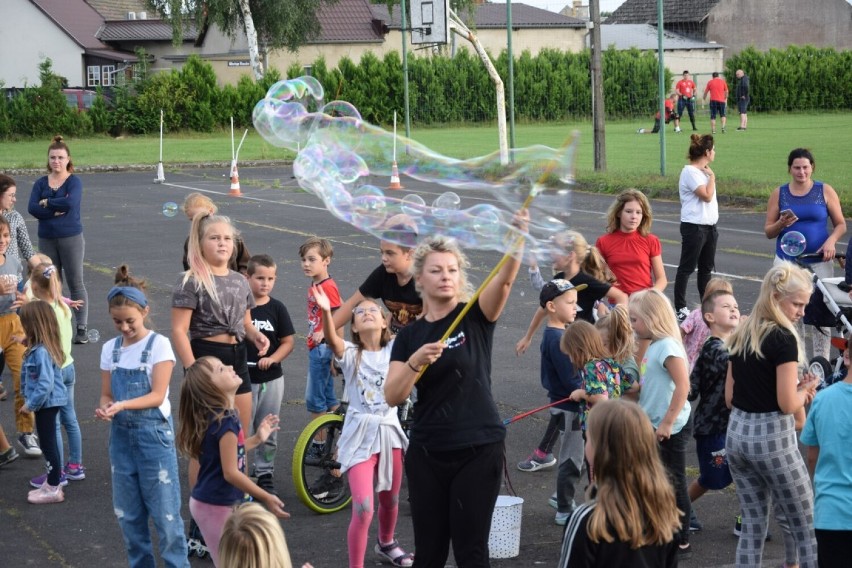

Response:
(23, 344), (67, 411)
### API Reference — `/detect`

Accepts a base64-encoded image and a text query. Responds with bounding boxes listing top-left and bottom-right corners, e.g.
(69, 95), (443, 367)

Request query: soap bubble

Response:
(252, 77), (579, 262)
(162, 202), (179, 217)
(87, 329), (100, 343)
(780, 231), (807, 257)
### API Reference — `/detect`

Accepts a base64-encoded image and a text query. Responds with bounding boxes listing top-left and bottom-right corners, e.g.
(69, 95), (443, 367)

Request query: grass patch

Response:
(3, 112), (850, 209)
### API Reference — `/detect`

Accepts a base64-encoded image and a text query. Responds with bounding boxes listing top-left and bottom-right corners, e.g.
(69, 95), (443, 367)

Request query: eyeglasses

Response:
(353, 306), (382, 316)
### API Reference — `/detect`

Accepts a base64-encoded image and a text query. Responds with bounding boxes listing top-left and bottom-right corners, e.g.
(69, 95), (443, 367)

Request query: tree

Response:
(146, 0), (336, 80)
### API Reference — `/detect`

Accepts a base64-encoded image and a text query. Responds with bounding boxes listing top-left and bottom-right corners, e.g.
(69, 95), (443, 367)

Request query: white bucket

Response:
(488, 495), (524, 559)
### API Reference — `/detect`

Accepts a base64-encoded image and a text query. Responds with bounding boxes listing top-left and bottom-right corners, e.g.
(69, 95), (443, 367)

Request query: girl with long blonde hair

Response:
(628, 289), (693, 555)
(558, 399), (680, 567)
(725, 262), (818, 567)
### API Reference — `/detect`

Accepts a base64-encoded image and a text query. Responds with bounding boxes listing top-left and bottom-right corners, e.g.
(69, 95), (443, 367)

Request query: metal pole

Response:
(400, 0), (412, 139)
(506, 0), (516, 153)
(589, 0), (605, 171)
(657, 0), (666, 176)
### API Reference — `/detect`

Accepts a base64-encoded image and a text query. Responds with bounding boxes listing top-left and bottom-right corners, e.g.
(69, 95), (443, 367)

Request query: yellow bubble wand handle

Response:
(413, 136), (576, 384)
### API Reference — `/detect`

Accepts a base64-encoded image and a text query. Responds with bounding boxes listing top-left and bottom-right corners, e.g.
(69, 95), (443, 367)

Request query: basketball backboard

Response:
(409, 0), (449, 45)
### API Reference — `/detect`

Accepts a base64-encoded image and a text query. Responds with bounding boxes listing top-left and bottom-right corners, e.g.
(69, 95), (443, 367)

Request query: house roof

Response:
(313, 0), (384, 43)
(84, 0), (150, 21)
(29, 0), (111, 50)
(600, 23), (723, 50)
(606, 0), (721, 25)
(371, 2), (585, 30)
(97, 20), (198, 42)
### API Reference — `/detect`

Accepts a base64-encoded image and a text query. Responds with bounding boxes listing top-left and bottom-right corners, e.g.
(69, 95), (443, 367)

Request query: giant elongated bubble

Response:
(253, 77), (577, 260)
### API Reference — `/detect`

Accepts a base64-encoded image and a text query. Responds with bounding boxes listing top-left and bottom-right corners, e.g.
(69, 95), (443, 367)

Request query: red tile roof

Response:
(314, 0), (384, 43)
(30, 0), (111, 49)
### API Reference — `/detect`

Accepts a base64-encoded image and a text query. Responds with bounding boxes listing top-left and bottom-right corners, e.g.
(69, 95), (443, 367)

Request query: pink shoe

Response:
(28, 482), (64, 504)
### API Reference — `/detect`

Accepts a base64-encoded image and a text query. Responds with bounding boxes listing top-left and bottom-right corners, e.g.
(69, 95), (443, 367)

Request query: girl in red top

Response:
(596, 189), (667, 296)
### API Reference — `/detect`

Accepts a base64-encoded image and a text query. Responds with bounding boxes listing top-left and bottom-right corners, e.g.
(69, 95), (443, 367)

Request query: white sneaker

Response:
(674, 127), (682, 133)
(677, 307), (691, 324)
(17, 433), (42, 457)
(637, 128), (645, 134)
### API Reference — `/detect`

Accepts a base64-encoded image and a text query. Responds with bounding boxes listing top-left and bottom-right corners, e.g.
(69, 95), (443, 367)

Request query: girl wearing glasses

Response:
(313, 288), (413, 568)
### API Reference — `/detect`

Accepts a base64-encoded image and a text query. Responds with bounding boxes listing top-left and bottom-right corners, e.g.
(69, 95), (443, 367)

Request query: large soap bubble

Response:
(780, 231), (807, 257)
(253, 77), (578, 261)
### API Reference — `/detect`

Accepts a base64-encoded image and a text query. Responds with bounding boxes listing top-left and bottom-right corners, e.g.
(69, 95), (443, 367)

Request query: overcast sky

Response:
(489, 0), (626, 14)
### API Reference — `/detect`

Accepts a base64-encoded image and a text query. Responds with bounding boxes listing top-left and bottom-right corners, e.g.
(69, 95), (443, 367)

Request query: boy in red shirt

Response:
(638, 93), (678, 134)
(703, 72), (729, 134)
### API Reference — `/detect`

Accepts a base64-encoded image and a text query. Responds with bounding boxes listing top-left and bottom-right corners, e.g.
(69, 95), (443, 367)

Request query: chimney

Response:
(127, 11), (136, 20)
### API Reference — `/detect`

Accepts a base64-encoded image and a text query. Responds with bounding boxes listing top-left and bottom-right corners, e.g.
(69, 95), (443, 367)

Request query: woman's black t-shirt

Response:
(391, 300), (505, 451)
(730, 326), (799, 413)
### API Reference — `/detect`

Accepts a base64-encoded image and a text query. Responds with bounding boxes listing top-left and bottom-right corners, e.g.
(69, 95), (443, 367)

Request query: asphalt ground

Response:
(0, 165), (816, 567)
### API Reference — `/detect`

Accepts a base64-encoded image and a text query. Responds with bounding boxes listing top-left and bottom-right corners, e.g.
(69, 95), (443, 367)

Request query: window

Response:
(87, 65), (100, 87)
(101, 65), (115, 86)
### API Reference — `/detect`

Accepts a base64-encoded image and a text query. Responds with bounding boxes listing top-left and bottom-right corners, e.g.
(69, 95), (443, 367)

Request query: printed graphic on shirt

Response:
(444, 331), (466, 350)
(384, 299), (422, 334)
(253, 318), (275, 332)
(357, 367), (389, 413)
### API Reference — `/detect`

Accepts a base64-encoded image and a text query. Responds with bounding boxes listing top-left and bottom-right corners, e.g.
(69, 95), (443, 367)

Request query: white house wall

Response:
(2, 0), (85, 87)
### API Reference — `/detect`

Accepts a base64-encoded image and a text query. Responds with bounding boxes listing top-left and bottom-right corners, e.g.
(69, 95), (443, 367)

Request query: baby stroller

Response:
(796, 253), (852, 387)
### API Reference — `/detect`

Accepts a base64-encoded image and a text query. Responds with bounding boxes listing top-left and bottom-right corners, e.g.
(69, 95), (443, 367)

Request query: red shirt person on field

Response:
(675, 71), (697, 131)
(703, 72), (729, 133)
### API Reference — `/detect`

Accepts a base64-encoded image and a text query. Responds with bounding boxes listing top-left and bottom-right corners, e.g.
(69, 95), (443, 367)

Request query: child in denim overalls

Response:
(96, 266), (188, 567)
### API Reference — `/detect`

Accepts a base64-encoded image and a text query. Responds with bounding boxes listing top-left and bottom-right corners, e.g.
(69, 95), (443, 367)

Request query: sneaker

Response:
(674, 127), (682, 133)
(28, 482), (64, 504)
(736, 127), (746, 131)
(256, 473), (276, 495)
(711, 130), (716, 134)
(17, 432), (42, 457)
(63, 462), (86, 481)
(676, 307), (690, 324)
(0, 446), (19, 468)
(30, 471), (68, 488)
(0, 381), (7, 401)
(548, 493), (558, 509)
(375, 539), (414, 567)
(689, 509), (703, 532)
(722, 127), (727, 133)
(555, 510), (573, 526)
(637, 128), (646, 134)
(74, 327), (89, 344)
(310, 471), (345, 500)
(678, 544), (692, 559)
(517, 452), (556, 472)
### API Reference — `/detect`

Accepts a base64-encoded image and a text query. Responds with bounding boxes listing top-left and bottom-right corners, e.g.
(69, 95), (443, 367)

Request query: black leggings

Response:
(536, 411), (564, 455)
(190, 338), (251, 394)
(34, 406), (61, 486)
(405, 440), (504, 568)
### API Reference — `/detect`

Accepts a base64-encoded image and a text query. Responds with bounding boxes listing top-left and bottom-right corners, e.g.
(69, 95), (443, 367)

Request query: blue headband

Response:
(107, 286), (148, 308)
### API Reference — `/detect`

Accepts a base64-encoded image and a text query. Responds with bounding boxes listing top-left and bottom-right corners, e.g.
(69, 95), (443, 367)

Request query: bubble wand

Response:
(413, 136), (576, 384)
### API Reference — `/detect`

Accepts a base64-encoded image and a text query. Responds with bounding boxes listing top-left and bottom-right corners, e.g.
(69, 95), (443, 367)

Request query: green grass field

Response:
(2, 112), (850, 209)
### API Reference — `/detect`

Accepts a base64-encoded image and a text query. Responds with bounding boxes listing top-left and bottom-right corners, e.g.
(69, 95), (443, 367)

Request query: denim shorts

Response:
(696, 432), (733, 490)
(305, 343), (338, 413)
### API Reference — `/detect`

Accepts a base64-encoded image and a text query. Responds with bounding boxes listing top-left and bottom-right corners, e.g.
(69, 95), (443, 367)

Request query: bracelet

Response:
(407, 360), (420, 372)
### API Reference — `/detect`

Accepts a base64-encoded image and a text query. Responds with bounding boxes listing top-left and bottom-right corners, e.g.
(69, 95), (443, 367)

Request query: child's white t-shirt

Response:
(99, 332), (176, 418)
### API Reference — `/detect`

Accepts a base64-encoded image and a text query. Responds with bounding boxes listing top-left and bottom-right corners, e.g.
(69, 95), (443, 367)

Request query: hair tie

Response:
(42, 265), (56, 279)
(107, 286), (148, 308)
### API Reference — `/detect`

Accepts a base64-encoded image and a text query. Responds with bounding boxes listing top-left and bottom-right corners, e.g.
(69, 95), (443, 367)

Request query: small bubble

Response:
(520, 290), (525, 297)
(87, 329), (100, 343)
(162, 202), (179, 217)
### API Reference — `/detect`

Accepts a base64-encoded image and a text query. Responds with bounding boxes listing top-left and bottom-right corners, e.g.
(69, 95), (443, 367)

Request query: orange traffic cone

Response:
(388, 160), (403, 190)
(229, 160), (242, 197)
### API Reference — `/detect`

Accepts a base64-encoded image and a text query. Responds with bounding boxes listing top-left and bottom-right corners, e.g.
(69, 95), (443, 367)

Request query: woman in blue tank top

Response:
(764, 148), (846, 360)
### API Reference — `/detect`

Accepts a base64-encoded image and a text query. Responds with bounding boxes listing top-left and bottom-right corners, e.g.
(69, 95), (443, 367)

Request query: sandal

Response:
(375, 539), (414, 567)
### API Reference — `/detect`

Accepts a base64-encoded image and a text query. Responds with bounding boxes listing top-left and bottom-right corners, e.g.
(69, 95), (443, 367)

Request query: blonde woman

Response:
(725, 262), (818, 567)
(385, 220), (525, 567)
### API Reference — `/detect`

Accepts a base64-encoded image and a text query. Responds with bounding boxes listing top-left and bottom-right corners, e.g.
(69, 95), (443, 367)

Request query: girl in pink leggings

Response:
(314, 287), (413, 568)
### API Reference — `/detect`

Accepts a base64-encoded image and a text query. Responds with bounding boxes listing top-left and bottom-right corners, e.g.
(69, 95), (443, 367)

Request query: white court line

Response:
(163, 181), (767, 283)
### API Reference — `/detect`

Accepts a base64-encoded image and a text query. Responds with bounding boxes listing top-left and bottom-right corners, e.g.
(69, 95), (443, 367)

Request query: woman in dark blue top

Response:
(764, 148), (846, 361)
(28, 136), (89, 344)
